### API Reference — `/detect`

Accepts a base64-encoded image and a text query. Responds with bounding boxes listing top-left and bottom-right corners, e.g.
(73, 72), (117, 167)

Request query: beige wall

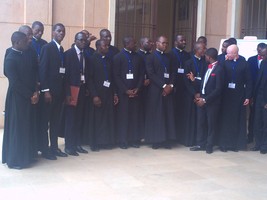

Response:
(0, 0), (110, 127)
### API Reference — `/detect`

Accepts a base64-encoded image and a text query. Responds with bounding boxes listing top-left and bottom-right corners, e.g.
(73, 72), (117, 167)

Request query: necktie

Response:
(79, 51), (84, 73)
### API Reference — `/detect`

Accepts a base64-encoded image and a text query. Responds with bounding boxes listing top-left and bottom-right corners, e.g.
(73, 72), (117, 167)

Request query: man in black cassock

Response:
(100, 29), (120, 60)
(252, 45), (267, 154)
(137, 37), (153, 138)
(181, 42), (207, 146)
(169, 34), (191, 143)
(2, 31), (39, 169)
(88, 39), (119, 151)
(113, 36), (144, 149)
(63, 32), (89, 156)
(219, 44), (252, 152)
(190, 48), (224, 154)
(31, 21), (48, 58)
(217, 39), (230, 65)
(145, 36), (176, 149)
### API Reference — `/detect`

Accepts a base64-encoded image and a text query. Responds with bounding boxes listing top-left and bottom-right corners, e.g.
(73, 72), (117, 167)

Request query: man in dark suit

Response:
(100, 29), (119, 60)
(217, 39), (230, 65)
(63, 32), (89, 156)
(190, 48), (224, 154)
(31, 21), (48, 58)
(113, 36), (144, 149)
(252, 44), (267, 154)
(247, 43), (266, 144)
(81, 29), (96, 59)
(39, 23), (67, 159)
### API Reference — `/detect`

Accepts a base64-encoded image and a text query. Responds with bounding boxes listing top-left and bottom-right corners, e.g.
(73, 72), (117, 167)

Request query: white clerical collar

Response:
(124, 48), (132, 54)
(156, 49), (164, 54)
(194, 55), (201, 60)
(33, 36), (38, 41)
(53, 39), (61, 50)
(74, 45), (82, 55)
(11, 48), (22, 54)
(139, 49), (147, 54)
(101, 55), (105, 58)
(175, 47), (183, 52)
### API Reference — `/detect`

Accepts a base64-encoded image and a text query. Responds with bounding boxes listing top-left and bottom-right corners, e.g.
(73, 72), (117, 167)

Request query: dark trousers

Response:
(64, 85), (86, 149)
(39, 93), (63, 154)
(253, 99), (267, 150)
(196, 103), (220, 148)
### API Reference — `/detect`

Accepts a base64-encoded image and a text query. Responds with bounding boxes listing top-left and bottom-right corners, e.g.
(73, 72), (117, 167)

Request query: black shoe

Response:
(220, 146), (228, 152)
(206, 146), (213, 154)
(42, 152), (57, 160)
(91, 145), (100, 152)
(53, 148), (68, 157)
(250, 146), (260, 151)
(260, 149), (267, 154)
(76, 146), (88, 154)
(190, 146), (205, 151)
(65, 148), (79, 156)
(164, 143), (172, 149)
(152, 143), (160, 149)
(119, 143), (128, 149)
(130, 143), (140, 148)
(8, 165), (22, 170)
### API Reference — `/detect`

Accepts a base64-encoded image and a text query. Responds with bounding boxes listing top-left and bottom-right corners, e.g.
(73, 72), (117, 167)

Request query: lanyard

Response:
(193, 56), (201, 76)
(172, 48), (182, 67)
(155, 51), (167, 72)
(123, 50), (133, 73)
(32, 39), (41, 56)
(100, 55), (109, 81)
(231, 60), (238, 82)
(79, 52), (84, 74)
(53, 41), (64, 66)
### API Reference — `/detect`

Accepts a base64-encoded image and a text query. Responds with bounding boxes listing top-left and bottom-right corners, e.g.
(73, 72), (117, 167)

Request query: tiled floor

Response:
(0, 130), (267, 200)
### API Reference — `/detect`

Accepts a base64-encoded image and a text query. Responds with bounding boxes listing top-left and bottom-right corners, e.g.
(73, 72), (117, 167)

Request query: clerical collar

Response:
(139, 49), (147, 54)
(194, 55), (201, 60)
(53, 39), (61, 50)
(11, 48), (23, 54)
(124, 48), (132, 54)
(156, 49), (164, 54)
(74, 45), (82, 55)
(33, 36), (39, 41)
(175, 47), (183, 52)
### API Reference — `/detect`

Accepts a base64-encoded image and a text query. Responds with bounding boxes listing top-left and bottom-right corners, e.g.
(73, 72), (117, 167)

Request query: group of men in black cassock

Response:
(2, 20), (267, 170)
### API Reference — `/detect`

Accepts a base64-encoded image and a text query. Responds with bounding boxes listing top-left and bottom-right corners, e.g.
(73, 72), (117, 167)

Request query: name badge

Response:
(178, 68), (184, 74)
(103, 80), (110, 88)
(126, 73), (134, 79)
(195, 77), (202, 80)
(81, 75), (85, 82)
(164, 73), (169, 78)
(228, 82), (236, 89)
(59, 67), (65, 74)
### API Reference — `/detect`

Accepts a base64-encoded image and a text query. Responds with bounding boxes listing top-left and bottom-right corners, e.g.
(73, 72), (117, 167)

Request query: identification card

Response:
(178, 68), (184, 74)
(59, 67), (65, 74)
(228, 82), (236, 89)
(164, 73), (169, 78)
(195, 77), (202, 80)
(126, 73), (134, 79)
(81, 75), (85, 82)
(103, 80), (110, 88)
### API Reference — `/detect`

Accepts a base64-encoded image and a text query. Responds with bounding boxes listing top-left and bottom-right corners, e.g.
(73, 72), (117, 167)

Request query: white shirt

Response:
(202, 61), (217, 95)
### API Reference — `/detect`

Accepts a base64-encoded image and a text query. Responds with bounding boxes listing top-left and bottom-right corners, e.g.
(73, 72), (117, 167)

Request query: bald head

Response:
(226, 44), (239, 60)
(18, 25), (33, 45)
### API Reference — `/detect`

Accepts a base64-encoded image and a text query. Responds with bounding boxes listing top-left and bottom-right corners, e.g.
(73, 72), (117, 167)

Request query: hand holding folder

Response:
(66, 86), (80, 106)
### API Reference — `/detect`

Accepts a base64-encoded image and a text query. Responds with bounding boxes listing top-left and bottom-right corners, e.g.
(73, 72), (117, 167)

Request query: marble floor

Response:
(0, 131), (267, 200)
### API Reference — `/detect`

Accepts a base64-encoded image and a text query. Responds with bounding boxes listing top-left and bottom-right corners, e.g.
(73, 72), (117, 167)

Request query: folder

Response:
(67, 86), (80, 106)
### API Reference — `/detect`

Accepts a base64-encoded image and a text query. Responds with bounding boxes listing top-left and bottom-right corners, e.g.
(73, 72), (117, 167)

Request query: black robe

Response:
(145, 50), (176, 144)
(181, 55), (207, 146)
(113, 49), (144, 144)
(169, 48), (191, 141)
(2, 48), (38, 168)
(219, 57), (252, 150)
(88, 53), (116, 146)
